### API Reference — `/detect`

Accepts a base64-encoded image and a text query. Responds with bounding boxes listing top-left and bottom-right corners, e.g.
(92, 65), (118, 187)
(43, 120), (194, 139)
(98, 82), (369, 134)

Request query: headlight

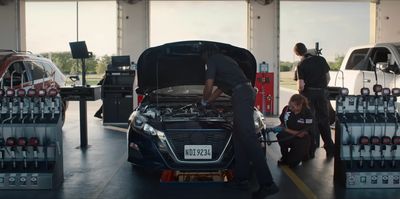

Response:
(143, 123), (167, 142)
(254, 110), (266, 133)
(157, 130), (166, 140)
(131, 112), (147, 129)
(143, 123), (157, 136)
(129, 112), (166, 141)
(130, 112), (166, 139)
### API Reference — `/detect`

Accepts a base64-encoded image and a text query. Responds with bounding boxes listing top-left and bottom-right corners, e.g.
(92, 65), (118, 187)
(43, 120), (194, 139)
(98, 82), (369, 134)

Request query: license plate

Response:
(184, 145), (212, 160)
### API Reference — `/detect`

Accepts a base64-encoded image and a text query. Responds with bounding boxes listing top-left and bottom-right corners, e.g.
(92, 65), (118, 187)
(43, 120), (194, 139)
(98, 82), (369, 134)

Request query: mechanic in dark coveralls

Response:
(294, 42), (335, 157)
(276, 94), (312, 167)
(200, 46), (278, 199)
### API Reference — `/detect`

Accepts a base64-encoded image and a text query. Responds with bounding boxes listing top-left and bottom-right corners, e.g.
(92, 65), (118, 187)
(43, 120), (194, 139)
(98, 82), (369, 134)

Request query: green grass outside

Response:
(280, 71), (297, 90)
(65, 74), (103, 86)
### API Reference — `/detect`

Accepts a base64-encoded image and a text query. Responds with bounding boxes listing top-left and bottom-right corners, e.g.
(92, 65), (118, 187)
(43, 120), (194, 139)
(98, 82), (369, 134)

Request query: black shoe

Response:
(325, 145), (335, 157)
(226, 179), (250, 191)
(302, 152), (315, 161)
(288, 161), (301, 168)
(277, 158), (288, 166)
(252, 182), (279, 199)
(94, 113), (102, 119)
(309, 152), (315, 159)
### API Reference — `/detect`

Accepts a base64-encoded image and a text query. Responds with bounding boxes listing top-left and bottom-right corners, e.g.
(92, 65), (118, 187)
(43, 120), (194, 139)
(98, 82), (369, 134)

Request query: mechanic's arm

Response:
(326, 72), (331, 85)
(298, 79), (305, 93)
(202, 79), (214, 102)
(284, 112), (312, 138)
(297, 63), (305, 92)
(207, 88), (223, 103)
(283, 127), (307, 138)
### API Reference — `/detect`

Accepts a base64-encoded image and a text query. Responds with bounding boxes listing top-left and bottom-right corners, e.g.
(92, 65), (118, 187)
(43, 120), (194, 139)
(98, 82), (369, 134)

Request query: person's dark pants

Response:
(232, 85), (274, 186)
(95, 105), (103, 117)
(277, 131), (310, 166)
(302, 89), (334, 152)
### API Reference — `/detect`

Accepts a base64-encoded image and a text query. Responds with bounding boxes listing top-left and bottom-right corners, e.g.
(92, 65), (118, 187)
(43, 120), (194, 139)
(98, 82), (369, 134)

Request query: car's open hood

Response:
(136, 41), (257, 95)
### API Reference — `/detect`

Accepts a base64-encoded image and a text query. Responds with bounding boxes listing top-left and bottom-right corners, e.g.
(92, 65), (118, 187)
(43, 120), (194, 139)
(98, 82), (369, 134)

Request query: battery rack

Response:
(334, 86), (400, 188)
(0, 86), (63, 189)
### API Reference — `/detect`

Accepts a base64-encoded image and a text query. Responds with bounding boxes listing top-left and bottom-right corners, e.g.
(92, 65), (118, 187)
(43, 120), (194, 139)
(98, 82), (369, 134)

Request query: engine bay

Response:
(138, 101), (233, 121)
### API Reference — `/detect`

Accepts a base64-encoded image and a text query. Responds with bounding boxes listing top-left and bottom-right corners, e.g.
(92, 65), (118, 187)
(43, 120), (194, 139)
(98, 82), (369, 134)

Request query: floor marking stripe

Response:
(280, 165), (318, 199)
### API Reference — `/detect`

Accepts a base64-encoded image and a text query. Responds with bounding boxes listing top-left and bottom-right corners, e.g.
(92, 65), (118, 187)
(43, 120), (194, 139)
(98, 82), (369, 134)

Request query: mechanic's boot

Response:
(302, 150), (315, 161)
(277, 158), (288, 166)
(325, 144), (335, 158)
(252, 182), (279, 199)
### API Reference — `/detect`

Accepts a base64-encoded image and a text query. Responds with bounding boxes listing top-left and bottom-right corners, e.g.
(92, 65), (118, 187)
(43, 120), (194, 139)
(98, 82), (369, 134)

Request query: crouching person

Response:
(277, 94), (312, 168)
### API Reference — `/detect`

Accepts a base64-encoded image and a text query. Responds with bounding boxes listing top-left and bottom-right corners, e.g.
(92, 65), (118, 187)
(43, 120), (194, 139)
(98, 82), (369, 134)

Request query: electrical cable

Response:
(341, 110), (354, 168)
(261, 130), (303, 144)
(392, 96), (399, 167)
(155, 55), (160, 109)
(262, 107), (308, 144)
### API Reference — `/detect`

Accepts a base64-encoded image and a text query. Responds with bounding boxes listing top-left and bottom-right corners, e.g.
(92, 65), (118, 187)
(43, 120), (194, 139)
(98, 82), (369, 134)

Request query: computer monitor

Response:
(69, 41), (90, 59)
(111, 55), (131, 67)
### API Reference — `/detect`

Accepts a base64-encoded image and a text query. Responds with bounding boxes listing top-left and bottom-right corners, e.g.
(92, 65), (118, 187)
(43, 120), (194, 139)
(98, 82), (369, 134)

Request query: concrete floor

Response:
(2, 100), (400, 199)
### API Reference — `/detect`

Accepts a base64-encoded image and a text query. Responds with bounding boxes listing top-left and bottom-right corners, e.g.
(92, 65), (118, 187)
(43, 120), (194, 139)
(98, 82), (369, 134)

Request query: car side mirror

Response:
(376, 62), (389, 71)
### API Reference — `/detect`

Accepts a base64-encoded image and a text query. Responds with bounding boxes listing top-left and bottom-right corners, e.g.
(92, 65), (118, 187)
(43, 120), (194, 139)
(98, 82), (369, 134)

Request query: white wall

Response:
(118, 0), (149, 62)
(374, 0), (400, 43)
(118, 0), (150, 107)
(248, 0), (279, 114)
(0, 0), (25, 51)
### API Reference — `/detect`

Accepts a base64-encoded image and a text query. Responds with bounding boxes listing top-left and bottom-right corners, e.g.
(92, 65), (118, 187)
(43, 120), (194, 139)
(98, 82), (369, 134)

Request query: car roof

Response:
(0, 50), (49, 66)
(0, 50), (16, 63)
(349, 42), (400, 50)
(0, 50), (56, 79)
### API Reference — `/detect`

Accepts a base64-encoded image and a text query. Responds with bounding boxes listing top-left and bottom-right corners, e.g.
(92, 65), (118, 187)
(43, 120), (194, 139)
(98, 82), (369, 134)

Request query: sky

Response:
(150, 1), (247, 48)
(280, 1), (370, 61)
(26, 1), (117, 57)
(25, 1), (370, 62)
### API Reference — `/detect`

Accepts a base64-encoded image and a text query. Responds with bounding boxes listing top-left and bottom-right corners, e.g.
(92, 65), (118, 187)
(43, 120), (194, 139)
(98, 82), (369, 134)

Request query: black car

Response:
(127, 41), (266, 171)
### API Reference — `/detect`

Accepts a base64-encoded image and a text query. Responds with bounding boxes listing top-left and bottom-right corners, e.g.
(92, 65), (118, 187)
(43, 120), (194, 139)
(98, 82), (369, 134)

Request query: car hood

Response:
(136, 41), (257, 95)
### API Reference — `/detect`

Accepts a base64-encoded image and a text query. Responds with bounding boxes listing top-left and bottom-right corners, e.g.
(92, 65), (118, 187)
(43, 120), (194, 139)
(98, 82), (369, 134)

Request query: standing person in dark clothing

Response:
(275, 94), (312, 167)
(294, 42), (335, 157)
(94, 74), (105, 119)
(201, 47), (278, 199)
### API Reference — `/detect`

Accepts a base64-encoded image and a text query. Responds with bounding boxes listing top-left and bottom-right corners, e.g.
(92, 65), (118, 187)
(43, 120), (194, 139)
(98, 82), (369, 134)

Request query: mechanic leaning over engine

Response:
(200, 45), (279, 199)
(294, 42), (335, 158)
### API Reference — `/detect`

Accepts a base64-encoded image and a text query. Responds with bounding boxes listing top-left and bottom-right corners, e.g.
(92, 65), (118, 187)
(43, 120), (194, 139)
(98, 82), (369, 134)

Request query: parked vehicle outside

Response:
(328, 42), (400, 110)
(0, 50), (68, 123)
